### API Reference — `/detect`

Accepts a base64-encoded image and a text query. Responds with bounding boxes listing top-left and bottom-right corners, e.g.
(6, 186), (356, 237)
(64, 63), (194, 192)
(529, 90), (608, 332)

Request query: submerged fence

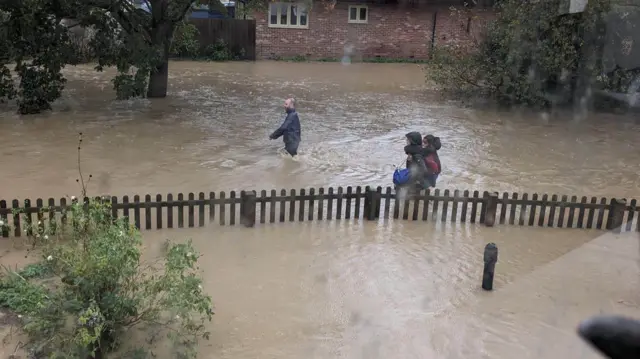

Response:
(0, 186), (639, 238)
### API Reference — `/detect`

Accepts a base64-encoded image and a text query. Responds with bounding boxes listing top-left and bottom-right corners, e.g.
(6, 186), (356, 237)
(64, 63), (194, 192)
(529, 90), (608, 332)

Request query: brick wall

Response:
(254, 3), (495, 60)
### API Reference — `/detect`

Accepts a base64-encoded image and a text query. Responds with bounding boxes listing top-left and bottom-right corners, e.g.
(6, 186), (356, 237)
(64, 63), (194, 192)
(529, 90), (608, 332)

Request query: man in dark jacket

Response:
(269, 98), (301, 157)
(404, 131), (428, 189)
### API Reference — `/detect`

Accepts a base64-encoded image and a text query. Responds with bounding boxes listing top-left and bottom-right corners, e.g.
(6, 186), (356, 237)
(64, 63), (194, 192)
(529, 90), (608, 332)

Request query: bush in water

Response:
(0, 198), (214, 358)
(171, 22), (202, 59)
(427, 0), (612, 108)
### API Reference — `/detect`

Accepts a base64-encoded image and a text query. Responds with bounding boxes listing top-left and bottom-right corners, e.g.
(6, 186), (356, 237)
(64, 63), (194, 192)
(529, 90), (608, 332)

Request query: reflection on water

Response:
(1, 61), (640, 358)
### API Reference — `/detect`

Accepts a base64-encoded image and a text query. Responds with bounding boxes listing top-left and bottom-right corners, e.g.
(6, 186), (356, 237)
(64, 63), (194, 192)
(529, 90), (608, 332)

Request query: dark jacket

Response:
(270, 108), (301, 146)
(404, 132), (428, 184)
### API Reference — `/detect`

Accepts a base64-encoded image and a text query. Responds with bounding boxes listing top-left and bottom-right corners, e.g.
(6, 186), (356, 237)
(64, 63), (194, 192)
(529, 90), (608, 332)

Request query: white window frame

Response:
(348, 5), (368, 24)
(268, 2), (309, 29)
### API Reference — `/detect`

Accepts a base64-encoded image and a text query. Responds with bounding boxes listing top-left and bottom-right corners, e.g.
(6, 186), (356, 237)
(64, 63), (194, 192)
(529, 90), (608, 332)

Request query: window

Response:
(269, 2), (309, 28)
(348, 5), (368, 23)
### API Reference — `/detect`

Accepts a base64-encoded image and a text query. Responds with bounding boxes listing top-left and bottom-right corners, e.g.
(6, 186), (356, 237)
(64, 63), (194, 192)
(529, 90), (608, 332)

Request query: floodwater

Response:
(1, 61), (640, 358)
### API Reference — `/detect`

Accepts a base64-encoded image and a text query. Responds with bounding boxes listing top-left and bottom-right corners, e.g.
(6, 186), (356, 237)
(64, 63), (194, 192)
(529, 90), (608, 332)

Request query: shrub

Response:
(427, 0), (612, 108)
(0, 134), (213, 358)
(203, 39), (233, 61)
(171, 22), (201, 59)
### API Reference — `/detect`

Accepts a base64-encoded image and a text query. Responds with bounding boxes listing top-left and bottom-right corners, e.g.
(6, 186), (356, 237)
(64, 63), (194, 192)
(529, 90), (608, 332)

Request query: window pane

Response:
(350, 7), (357, 20)
(280, 4), (288, 25)
(299, 4), (308, 25)
(290, 5), (297, 25)
(269, 3), (278, 24)
(359, 8), (367, 20)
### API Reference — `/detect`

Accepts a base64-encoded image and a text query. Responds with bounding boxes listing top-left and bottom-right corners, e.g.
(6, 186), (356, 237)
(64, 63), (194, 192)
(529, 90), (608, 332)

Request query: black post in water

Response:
(482, 243), (498, 291)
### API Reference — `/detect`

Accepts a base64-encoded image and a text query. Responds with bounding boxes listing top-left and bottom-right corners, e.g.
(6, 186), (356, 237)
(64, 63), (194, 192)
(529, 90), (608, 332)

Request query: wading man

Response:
(269, 98), (301, 157)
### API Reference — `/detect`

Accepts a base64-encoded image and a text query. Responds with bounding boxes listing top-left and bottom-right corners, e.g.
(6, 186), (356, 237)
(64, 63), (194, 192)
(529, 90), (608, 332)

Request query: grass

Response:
(0, 261), (53, 315)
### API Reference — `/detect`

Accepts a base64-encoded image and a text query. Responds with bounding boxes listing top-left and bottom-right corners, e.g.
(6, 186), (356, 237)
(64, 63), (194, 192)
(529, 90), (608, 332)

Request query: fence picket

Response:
(167, 194), (174, 228)
(596, 197), (606, 229)
(289, 189), (296, 222)
(441, 190), (450, 222)
(198, 192), (206, 227)
(336, 187), (344, 220)
(538, 194), (547, 227)
(12, 199), (21, 237)
(528, 194), (537, 226)
(269, 190), (277, 223)
(317, 188), (325, 220)
(518, 193), (528, 226)
(260, 190), (267, 224)
(451, 190), (459, 222)
(145, 195), (152, 230)
(460, 190), (469, 223)
(299, 189), (306, 222)
(470, 191), (479, 224)
(626, 199), (636, 232)
(156, 194), (163, 229)
(577, 196), (587, 229)
(345, 186), (352, 220)
(422, 189), (431, 221)
(219, 192), (226, 226)
(383, 187), (392, 219)
(48, 198), (56, 232)
(354, 186), (361, 219)
(586, 197), (597, 229)
(230, 191), (237, 226)
(309, 188), (316, 221)
(431, 189), (440, 221)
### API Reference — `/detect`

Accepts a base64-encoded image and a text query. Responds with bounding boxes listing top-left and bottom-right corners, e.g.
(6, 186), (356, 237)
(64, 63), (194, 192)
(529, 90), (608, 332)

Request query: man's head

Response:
(284, 98), (296, 111)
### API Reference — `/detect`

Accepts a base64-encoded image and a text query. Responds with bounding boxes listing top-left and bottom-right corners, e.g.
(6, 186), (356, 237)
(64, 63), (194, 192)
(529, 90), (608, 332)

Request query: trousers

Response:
(284, 142), (299, 156)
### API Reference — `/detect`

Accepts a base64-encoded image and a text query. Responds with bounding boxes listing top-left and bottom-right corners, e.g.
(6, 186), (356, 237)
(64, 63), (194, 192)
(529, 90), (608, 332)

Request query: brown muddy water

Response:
(1, 61), (640, 358)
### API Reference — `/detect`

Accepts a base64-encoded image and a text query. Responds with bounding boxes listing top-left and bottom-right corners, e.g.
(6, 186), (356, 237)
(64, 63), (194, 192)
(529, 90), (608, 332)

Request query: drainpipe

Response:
(429, 11), (438, 59)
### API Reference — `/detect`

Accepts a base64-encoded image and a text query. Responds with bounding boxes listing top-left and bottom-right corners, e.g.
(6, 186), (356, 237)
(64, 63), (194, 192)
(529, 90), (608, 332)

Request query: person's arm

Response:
(415, 154), (428, 173)
(269, 115), (291, 140)
(423, 146), (435, 156)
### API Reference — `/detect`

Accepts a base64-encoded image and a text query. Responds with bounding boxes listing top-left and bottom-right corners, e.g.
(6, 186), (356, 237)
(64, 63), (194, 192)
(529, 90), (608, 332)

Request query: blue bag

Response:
(393, 168), (411, 186)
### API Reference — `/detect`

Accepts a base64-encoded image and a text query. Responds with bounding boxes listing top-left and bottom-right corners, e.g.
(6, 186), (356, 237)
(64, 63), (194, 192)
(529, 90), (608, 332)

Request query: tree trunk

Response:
(147, 53), (169, 98)
(147, 23), (174, 98)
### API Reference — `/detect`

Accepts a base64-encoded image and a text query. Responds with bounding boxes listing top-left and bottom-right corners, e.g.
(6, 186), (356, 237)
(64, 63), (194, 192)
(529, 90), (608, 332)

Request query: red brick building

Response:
(252, 0), (495, 60)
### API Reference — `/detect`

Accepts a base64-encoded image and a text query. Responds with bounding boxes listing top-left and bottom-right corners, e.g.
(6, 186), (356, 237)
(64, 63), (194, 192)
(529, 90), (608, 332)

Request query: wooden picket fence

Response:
(0, 186), (639, 238)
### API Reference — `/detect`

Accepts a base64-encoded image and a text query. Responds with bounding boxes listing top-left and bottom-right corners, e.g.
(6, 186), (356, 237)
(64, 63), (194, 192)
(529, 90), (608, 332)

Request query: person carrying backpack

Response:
(422, 134), (442, 188)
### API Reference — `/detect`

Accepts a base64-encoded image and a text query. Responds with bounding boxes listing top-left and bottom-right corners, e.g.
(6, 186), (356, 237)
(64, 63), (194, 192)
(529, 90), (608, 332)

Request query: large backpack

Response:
(393, 168), (411, 186)
(424, 153), (440, 174)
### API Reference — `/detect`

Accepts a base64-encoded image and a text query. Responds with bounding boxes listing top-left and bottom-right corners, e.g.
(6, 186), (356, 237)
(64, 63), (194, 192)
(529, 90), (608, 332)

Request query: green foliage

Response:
(1, 0), (76, 114)
(0, 199), (214, 358)
(0, 271), (50, 315)
(428, 0), (614, 107)
(203, 39), (234, 61)
(18, 262), (54, 280)
(171, 22), (201, 59)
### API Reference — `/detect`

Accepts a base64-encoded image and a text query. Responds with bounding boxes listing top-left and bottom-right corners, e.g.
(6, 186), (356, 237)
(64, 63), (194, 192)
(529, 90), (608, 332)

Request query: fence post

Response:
(482, 243), (498, 291)
(607, 198), (626, 232)
(0, 200), (8, 238)
(241, 191), (257, 228)
(364, 187), (378, 220)
(484, 192), (499, 227)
